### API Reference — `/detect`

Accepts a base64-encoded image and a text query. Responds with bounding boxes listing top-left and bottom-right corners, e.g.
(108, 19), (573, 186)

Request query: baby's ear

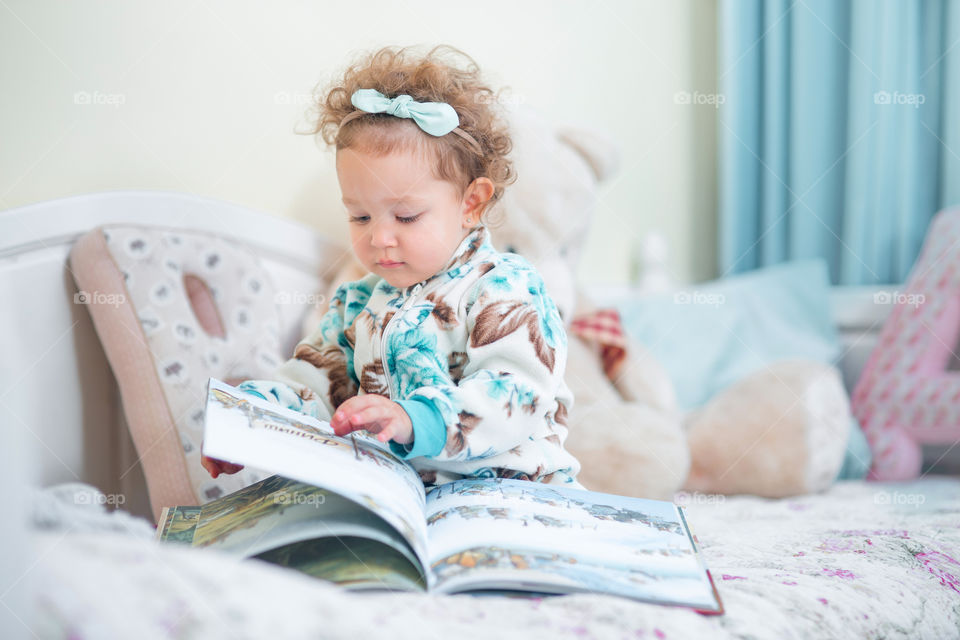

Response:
(464, 177), (495, 222)
(476, 177), (496, 203)
(462, 207), (481, 229)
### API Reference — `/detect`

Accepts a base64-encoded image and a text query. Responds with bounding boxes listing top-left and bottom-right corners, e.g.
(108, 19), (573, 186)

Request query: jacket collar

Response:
(440, 224), (491, 273)
(402, 225), (493, 295)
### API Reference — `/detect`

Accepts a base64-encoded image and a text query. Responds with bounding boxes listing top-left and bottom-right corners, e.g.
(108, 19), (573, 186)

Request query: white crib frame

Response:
(0, 191), (345, 518)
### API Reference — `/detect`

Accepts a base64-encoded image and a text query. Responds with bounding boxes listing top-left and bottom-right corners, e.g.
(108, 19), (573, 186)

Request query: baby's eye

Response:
(396, 213), (423, 224)
(349, 215), (370, 224)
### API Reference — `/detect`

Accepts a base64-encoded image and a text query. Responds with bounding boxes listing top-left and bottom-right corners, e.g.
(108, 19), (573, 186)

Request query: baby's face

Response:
(337, 146), (476, 289)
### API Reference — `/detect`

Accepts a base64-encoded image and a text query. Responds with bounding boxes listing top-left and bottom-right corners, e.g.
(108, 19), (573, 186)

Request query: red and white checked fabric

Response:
(569, 308), (628, 381)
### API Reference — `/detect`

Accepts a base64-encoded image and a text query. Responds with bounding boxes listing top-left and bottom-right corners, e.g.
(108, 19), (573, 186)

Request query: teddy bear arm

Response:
(683, 360), (851, 498)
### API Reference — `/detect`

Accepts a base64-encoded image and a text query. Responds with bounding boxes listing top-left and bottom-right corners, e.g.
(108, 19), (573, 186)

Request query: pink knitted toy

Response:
(852, 207), (960, 480)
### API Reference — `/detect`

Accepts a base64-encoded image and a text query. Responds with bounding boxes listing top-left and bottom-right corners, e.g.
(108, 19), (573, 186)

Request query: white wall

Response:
(0, 0), (718, 285)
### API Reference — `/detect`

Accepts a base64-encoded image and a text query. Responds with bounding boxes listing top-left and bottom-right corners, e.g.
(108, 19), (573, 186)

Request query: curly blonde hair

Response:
(306, 45), (516, 217)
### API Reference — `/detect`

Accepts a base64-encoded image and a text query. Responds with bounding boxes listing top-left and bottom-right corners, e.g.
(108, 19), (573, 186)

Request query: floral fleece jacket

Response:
(238, 225), (582, 488)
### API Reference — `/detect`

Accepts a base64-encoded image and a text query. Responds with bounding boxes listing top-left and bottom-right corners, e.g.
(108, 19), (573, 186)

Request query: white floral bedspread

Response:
(24, 478), (960, 639)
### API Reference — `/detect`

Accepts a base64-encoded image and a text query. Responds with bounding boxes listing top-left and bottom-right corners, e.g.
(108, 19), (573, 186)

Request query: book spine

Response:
(155, 506), (172, 541)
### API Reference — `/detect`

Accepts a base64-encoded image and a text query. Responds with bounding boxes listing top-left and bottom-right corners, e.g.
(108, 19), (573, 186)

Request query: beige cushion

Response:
(70, 226), (278, 521)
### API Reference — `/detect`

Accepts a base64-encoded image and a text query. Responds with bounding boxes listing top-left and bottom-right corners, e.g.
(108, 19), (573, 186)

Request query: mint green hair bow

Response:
(349, 88), (459, 136)
(338, 88), (483, 155)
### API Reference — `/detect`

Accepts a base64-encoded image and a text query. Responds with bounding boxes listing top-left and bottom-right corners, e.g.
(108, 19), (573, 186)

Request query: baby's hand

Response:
(331, 395), (413, 446)
(201, 454), (244, 479)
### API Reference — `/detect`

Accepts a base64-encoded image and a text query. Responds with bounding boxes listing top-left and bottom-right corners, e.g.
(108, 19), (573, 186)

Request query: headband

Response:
(338, 88), (483, 156)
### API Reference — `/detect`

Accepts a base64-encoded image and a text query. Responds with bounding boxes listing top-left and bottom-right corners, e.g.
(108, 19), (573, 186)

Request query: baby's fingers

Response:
(348, 405), (392, 433)
(332, 396), (381, 435)
(219, 461), (245, 474)
(201, 455), (244, 478)
(201, 455), (220, 478)
(375, 424), (396, 443)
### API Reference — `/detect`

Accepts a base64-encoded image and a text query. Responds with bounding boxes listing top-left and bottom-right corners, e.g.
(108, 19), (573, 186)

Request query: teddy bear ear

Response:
(556, 126), (621, 183)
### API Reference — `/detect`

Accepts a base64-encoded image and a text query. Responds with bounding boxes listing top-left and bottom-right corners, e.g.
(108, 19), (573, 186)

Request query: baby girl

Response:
(203, 45), (582, 488)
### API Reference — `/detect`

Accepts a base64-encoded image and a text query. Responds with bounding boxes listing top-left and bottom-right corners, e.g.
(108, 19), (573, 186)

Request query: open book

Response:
(157, 379), (723, 613)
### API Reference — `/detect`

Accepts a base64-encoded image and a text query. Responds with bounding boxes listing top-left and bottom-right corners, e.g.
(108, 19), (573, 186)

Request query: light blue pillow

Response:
(616, 259), (871, 480)
(836, 417), (872, 480)
(616, 259), (840, 410)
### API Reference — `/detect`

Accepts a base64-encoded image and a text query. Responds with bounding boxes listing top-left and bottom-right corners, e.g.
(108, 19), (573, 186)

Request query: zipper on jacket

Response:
(381, 282), (424, 398)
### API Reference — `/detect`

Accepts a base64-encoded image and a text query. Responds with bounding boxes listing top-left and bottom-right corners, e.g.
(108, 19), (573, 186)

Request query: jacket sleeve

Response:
(392, 260), (573, 463)
(236, 278), (370, 421)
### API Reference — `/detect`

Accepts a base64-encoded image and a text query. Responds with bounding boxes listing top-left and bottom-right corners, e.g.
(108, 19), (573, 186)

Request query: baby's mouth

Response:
(377, 260), (404, 268)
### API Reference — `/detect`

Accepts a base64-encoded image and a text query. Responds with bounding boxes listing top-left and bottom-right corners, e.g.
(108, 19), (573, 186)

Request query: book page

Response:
(157, 475), (426, 591)
(202, 379), (429, 567)
(423, 478), (720, 611)
(256, 536), (426, 593)
(186, 476), (418, 562)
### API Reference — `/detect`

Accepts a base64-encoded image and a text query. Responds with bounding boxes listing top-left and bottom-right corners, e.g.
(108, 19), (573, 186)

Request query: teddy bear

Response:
(302, 103), (853, 500)
(486, 103), (855, 499)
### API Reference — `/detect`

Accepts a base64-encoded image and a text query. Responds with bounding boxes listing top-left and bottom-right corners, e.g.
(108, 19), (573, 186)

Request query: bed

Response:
(3, 191), (958, 639)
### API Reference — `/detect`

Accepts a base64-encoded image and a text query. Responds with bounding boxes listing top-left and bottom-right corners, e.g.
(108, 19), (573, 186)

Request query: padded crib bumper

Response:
(70, 225), (279, 521)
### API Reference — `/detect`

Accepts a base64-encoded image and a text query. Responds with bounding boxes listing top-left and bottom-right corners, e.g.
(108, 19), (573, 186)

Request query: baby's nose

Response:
(370, 222), (397, 248)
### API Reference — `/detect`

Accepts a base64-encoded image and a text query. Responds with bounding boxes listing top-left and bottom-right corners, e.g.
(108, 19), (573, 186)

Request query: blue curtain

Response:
(719, 0), (960, 284)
